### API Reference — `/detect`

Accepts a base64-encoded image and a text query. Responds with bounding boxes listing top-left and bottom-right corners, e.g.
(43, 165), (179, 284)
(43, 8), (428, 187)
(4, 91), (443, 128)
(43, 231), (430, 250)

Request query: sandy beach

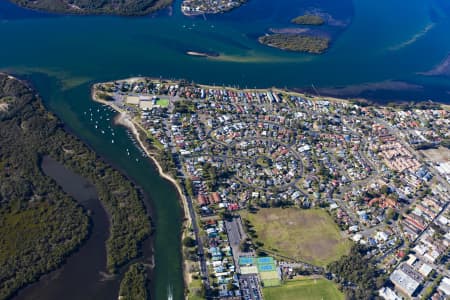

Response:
(92, 86), (193, 295)
(113, 112), (191, 228)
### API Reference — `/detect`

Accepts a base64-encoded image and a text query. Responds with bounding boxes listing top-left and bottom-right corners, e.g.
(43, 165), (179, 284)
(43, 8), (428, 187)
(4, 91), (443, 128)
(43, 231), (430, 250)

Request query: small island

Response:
(291, 14), (325, 25)
(258, 33), (330, 54)
(8, 0), (172, 16)
(181, 0), (246, 16)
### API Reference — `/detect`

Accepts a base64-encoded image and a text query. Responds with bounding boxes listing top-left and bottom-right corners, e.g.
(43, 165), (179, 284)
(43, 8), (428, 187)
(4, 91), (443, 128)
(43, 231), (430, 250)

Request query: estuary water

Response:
(15, 156), (120, 300)
(1, 0), (450, 299)
(1, 0), (450, 100)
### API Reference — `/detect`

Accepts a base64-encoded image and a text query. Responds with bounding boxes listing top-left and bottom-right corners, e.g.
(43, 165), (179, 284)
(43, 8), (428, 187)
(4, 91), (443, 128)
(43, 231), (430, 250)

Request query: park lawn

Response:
(188, 295), (203, 300)
(187, 278), (204, 300)
(242, 208), (351, 266)
(156, 98), (169, 107)
(256, 156), (272, 167)
(263, 278), (344, 300)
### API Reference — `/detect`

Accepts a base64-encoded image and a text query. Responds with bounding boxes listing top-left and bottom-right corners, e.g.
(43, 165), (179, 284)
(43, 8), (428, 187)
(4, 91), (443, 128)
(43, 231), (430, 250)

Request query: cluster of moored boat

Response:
(125, 130), (148, 161)
(84, 106), (115, 142)
(84, 105), (147, 163)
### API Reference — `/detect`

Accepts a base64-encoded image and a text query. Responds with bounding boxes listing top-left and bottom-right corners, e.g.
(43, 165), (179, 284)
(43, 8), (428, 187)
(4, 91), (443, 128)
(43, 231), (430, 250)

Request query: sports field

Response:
(156, 98), (169, 107)
(263, 278), (344, 300)
(242, 208), (351, 266)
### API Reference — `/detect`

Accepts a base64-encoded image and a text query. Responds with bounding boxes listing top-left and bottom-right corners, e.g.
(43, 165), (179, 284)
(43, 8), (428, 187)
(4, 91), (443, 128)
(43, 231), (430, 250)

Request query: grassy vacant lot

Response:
(188, 278), (204, 300)
(421, 147), (450, 163)
(257, 156), (272, 167)
(263, 278), (344, 300)
(242, 208), (351, 266)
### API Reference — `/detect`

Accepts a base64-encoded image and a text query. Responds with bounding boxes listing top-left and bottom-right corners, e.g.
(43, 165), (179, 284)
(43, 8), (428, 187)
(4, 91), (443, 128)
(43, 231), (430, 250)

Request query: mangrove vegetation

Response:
(258, 33), (330, 54)
(0, 74), (89, 299)
(0, 73), (150, 298)
(291, 14), (325, 25)
(118, 263), (149, 300)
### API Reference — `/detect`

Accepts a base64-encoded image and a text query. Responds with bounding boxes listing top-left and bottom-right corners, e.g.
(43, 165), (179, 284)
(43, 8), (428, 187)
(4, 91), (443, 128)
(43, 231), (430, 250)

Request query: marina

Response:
(82, 105), (148, 162)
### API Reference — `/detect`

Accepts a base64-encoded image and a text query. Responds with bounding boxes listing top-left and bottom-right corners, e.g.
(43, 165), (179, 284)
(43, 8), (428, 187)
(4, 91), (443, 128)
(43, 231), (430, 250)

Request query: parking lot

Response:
(239, 274), (263, 300)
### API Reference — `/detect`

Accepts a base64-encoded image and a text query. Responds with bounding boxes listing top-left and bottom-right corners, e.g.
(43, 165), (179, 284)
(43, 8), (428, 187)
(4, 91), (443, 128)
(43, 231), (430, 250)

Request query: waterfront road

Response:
(162, 113), (211, 291)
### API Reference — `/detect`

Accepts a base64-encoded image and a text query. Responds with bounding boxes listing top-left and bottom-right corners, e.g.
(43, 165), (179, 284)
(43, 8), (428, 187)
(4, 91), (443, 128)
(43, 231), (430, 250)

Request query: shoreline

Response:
(107, 77), (355, 106)
(92, 77), (450, 299)
(115, 76), (450, 106)
(112, 111), (191, 228)
(111, 106), (192, 229)
(6, 0), (173, 17)
(91, 77), (363, 298)
(91, 85), (192, 296)
(94, 78), (450, 118)
(2, 73), (150, 300)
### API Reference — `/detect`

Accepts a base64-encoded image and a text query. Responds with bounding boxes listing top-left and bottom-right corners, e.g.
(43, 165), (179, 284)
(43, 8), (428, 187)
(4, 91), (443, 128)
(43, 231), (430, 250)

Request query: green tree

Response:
(183, 236), (197, 248)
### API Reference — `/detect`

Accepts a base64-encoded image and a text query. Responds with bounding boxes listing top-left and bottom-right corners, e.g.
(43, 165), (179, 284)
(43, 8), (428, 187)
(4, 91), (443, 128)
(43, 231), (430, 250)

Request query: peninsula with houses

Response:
(181, 0), (246, 16)
(93, 77), (450, 300)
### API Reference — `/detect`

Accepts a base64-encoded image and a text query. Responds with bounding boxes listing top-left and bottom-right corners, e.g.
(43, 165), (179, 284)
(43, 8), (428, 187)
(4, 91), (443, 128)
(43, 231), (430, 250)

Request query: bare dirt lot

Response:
(0, 103), (8, 112)
(421, 147), (450, 163)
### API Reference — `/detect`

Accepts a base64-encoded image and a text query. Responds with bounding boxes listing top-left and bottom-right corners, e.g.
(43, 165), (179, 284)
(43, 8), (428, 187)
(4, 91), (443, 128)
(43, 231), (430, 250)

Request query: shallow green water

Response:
(1, 0), (450, 96)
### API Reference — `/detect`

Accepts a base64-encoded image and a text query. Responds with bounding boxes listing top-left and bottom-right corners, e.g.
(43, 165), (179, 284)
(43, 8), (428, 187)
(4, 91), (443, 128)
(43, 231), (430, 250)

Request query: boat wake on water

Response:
(167, 284), (173, 300)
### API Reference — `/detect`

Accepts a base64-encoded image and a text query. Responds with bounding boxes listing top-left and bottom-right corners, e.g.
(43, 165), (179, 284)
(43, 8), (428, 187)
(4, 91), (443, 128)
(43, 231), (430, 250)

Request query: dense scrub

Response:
(0, 73), (150, 298)
(258, 34), (329, 54)
(49, 131), (151, 273)
(118, 263), (149, 300)
(0, 74), (89, 299)
(9, 0), (173, 16)
(327, 244), (385, 300)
